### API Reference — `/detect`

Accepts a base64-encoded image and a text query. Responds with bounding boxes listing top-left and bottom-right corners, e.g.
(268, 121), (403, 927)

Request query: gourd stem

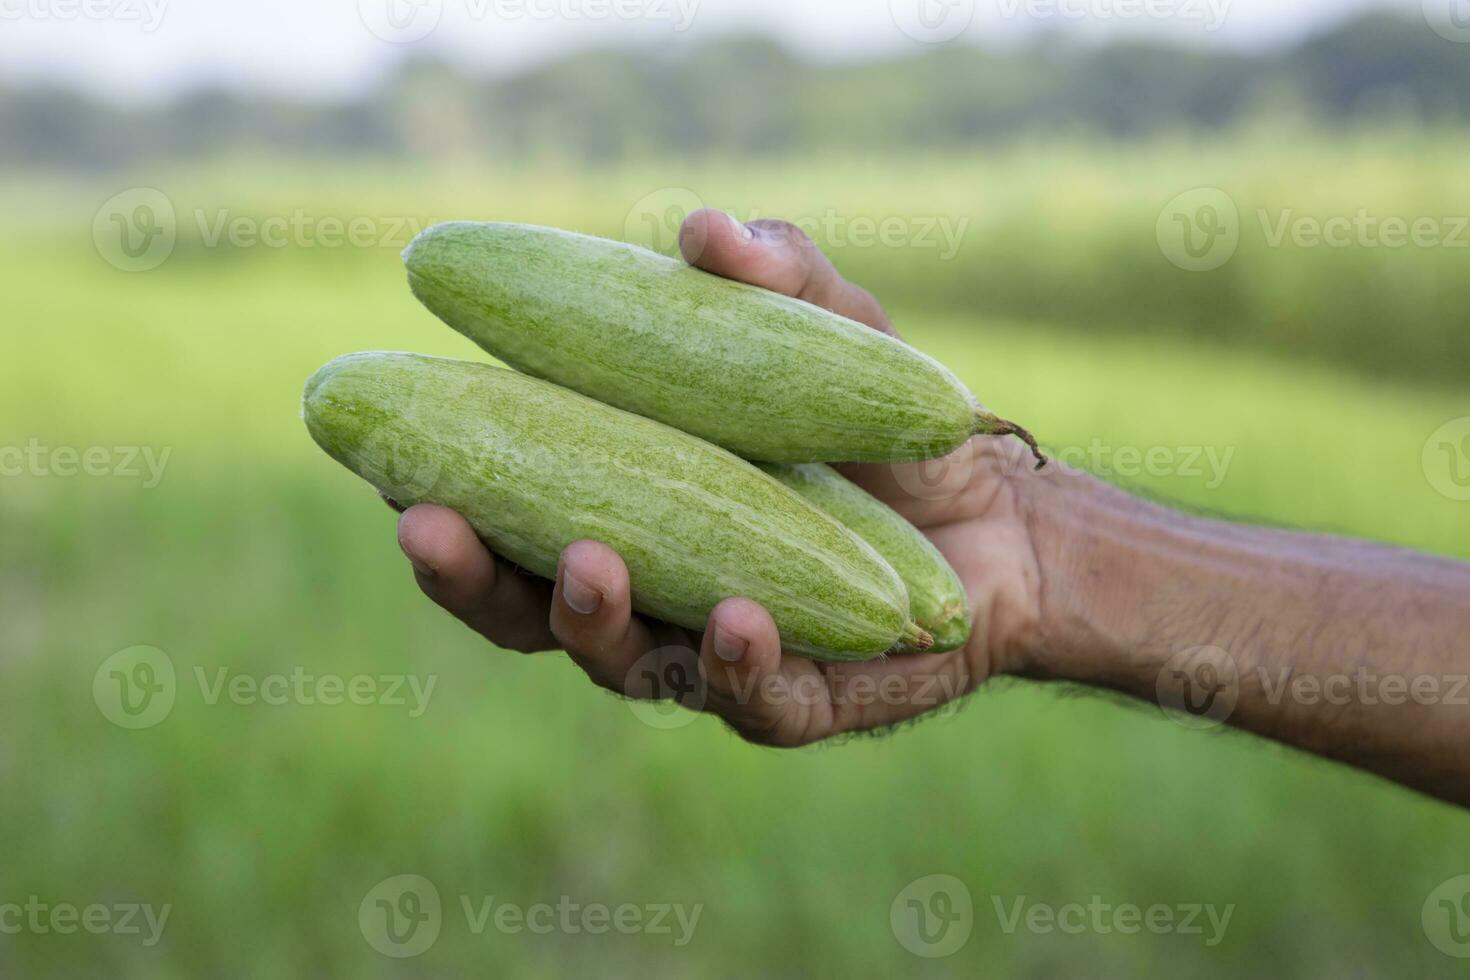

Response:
(901, 623), (935, 652)
(974, 410), (1047, 470)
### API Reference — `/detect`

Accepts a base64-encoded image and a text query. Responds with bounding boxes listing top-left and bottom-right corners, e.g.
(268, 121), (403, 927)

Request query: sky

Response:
(0, 0), (1429, 104)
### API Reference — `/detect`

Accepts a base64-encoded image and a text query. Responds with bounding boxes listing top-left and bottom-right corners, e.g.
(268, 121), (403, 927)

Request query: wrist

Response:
(1010, 464), (1193, 691)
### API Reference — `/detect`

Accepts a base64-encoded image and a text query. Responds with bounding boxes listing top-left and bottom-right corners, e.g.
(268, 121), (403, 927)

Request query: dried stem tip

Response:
(900, 623), (935, 652)
(975, 410), (1048, 470)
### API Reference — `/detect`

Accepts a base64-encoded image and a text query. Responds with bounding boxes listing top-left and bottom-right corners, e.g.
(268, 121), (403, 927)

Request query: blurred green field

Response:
(3, 147), (1469, 977)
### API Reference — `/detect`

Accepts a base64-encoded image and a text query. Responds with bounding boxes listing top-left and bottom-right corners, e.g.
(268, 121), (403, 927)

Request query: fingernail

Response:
(713, 625), (748, 663)
(561, 570), (603, 615)
(726, 212), (753, 242)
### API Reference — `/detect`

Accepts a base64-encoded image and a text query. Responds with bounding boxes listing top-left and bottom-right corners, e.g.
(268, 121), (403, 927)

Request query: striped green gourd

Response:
(759, 463), (972, 654)
(302, 352), (933, 661)
(402, 222), (1043, 467)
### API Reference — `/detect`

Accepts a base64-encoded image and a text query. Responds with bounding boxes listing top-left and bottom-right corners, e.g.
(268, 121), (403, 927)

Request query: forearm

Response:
(1018, 467), (1470, 805)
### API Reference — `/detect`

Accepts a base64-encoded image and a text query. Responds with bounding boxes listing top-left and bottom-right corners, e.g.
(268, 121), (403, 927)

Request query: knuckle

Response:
(750, 218), (814, 250)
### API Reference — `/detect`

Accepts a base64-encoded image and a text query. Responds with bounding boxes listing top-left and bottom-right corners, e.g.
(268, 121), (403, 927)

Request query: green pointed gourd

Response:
(402, 222), (1043, 467)
(303, 352), (933, 662)
(759, 463), (972, 653)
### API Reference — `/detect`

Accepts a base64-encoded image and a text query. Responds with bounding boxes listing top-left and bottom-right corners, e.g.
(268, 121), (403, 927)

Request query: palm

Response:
(395, 211), (1042, 746)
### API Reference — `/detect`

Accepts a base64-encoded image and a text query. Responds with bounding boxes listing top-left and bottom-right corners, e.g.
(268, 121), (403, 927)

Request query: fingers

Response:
(397, 504), (557, 653)
(697, 598), (814, 746)
(548, 540), (667, 690)
(398, 508), (976, 744)
(694, 598), (976, 745)
(679, 209), (897, 335)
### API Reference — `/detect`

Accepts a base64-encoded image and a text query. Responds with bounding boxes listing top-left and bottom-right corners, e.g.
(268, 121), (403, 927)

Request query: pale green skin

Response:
(302, 352), (920, 662)
(759, 464), (973, 654)
(403, 222), (985, 464)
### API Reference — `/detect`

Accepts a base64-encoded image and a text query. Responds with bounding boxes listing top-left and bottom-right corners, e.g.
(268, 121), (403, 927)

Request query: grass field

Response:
(3, 150), (1469, 977)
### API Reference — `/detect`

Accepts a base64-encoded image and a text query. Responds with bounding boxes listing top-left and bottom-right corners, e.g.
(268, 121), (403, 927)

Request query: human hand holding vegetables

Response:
(396, 210), (1470, 807)
(394, 210), (1036, 745)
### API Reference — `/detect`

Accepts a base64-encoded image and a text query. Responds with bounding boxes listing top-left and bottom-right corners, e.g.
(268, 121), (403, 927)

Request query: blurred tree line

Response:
(2, 13), (1465, 169)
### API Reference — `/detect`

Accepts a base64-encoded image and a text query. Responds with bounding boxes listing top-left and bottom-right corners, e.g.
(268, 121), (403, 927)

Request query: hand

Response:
(395, 210), (1047, 746)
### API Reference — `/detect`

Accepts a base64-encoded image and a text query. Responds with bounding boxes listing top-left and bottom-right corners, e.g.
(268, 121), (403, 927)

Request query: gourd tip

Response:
(901, 623), (935, 652)
(974, 410), (1047, 470)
